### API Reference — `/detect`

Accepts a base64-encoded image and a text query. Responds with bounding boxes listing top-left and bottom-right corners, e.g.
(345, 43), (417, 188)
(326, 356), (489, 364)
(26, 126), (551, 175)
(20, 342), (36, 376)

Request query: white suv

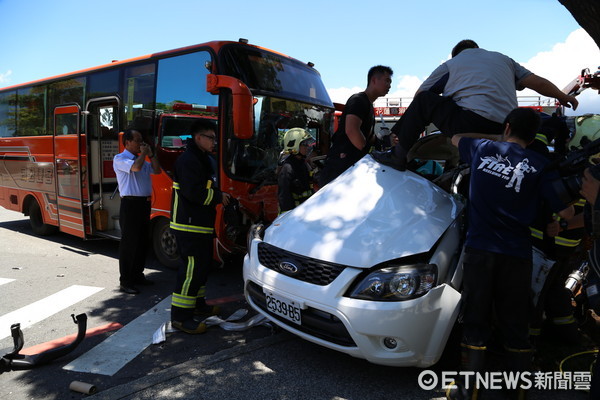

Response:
(243, 141), (465, 367)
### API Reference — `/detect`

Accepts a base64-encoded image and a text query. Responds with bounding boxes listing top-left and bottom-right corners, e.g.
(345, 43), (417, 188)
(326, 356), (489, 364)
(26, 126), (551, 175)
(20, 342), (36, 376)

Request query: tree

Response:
(560, 0), (600, 48)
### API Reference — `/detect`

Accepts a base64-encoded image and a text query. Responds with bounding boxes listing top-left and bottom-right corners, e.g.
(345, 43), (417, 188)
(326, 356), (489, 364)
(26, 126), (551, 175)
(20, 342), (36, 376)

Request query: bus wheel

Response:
(152, 217), (180, 270)
(28, 200), (58, 236)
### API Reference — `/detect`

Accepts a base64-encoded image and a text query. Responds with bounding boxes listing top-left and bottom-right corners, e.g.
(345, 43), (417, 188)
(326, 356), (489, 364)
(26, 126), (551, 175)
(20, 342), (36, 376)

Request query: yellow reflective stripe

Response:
(171, 292), (196, 309)
(172, 185), (179, 220)
(169, 222), (214, 234)
(182, 256), (194, 295)
(197, 285), (206, 298)
(529, 327), (541, 336)
(203, 180), (214, 205)
(204, 188), (214, 206)
(460, 343), (487, 351)
(574, 198), (586, 207)
(552, 315), (576, 325)
(535, 133), (549, 145)
(292, 190), (312, 199)
(530, 227), (543, 240)
(554, 236), (581, 247)
(505, 346), (533, 353)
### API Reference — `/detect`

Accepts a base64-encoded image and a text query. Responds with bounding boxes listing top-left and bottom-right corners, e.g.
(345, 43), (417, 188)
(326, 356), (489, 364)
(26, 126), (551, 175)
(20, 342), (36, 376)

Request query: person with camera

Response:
(447, 108), (573, 400)
(113, 128), (162, 295)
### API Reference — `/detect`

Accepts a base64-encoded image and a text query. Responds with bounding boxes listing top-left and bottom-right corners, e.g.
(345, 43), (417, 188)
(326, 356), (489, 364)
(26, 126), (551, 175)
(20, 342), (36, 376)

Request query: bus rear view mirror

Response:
(206, 74), (253, 140)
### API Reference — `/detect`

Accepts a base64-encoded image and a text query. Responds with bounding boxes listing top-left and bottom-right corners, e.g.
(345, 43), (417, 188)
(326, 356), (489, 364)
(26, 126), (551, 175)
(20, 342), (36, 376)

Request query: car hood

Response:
(264, 155), (464, 268)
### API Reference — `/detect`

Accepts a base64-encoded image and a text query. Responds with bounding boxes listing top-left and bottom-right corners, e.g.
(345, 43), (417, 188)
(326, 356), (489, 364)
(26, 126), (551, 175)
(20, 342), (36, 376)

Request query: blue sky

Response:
(1, 0), (599, 114)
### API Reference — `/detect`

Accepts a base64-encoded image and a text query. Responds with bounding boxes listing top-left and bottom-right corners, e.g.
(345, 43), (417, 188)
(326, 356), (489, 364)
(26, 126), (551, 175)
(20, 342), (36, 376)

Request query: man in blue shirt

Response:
(447, 108), (572, 399)
(113, 129), (161, 294)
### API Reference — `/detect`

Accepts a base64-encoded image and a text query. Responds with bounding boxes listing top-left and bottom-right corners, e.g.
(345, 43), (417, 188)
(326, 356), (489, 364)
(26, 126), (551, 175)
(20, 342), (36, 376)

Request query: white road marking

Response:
(63, 295), (171, 376)
(0, 285), (103, 341)
(0, 278), (15, 286)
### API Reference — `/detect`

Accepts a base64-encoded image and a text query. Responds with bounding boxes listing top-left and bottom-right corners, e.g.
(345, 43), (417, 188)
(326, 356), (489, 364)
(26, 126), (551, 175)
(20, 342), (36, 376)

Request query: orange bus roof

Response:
(0, 40), (293, 91)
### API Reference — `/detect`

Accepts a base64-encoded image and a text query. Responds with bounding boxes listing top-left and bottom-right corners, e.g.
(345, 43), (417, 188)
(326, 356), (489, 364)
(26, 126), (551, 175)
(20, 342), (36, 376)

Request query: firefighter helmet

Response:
(282, 128), (314, 154)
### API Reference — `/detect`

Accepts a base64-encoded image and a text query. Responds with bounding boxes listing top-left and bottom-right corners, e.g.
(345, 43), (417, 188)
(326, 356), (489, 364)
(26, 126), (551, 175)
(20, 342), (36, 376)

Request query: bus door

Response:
(53, 105), (86, 238)
(85, 97), (121, 238)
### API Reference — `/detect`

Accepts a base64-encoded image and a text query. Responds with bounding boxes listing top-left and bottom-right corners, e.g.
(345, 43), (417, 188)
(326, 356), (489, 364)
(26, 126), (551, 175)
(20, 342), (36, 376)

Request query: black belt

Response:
(121, 196), (151, 201)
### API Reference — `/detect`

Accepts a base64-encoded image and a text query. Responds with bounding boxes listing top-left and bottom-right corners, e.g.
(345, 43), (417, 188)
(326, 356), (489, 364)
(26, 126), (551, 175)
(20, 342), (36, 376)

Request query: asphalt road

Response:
(0, 208), (591, 400)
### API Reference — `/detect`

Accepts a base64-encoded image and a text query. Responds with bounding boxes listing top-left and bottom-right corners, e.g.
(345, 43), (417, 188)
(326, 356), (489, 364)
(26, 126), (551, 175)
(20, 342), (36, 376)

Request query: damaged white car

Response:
(243, 136), (466, 367)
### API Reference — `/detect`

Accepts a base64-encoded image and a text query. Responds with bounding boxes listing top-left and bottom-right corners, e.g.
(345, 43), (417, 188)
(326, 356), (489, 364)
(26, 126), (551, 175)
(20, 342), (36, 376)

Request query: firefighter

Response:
(528, 125), (584, 346)
(170, 119), (231, 334)
(277, 128), (315, 213)
(529, 200), (584, 345)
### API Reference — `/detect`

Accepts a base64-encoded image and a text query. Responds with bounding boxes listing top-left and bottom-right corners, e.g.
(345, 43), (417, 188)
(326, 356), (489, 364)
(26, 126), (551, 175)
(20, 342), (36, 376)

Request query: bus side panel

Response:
(0, 137), (58, 222)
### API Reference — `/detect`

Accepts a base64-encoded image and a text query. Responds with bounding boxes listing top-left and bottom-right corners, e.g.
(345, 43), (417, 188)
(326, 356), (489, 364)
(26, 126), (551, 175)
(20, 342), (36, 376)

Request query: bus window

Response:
(156, 51), (218, 114)
(17, 86), (47, 136)
(88, 69), (120, 99)
(0, 91), (16, 137)
(55, 111), (79, 136)
(49, 78), (85, 133)
(123, 63), (155, 131)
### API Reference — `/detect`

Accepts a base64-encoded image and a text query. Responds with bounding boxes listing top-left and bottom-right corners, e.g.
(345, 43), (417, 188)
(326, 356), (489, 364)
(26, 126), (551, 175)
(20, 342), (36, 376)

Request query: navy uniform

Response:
(170, 137), (223, 332)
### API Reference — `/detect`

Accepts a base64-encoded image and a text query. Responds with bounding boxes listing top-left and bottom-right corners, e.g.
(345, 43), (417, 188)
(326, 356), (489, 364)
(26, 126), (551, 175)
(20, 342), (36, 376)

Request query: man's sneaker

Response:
(172, 320), (208, 334)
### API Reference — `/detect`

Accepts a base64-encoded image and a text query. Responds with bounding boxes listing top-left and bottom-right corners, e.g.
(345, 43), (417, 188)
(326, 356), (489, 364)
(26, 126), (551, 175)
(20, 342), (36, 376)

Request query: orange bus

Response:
(0, 39), (334, 268)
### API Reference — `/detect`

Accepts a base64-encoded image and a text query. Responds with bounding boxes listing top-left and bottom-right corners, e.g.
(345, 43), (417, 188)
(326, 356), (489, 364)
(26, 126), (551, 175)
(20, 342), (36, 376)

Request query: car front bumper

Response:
(243, 239), (461, 367)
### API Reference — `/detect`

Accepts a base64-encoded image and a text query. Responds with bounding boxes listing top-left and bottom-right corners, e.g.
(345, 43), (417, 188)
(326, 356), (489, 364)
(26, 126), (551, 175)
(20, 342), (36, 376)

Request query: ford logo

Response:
(279, 261), (299, 275)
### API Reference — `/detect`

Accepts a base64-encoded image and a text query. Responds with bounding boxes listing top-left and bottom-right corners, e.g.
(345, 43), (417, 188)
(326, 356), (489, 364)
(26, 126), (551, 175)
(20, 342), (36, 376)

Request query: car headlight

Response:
(246, 223), (265, 257)
(347, 263), (437, 301)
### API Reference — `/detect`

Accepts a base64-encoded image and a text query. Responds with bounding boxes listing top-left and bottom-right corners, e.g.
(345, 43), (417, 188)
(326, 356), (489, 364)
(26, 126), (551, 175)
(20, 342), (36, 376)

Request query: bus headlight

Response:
(348, 264), (437, 301)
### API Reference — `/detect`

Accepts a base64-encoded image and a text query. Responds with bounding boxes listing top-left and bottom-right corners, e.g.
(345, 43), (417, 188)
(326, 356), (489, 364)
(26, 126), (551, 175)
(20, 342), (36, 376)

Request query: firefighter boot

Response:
(446, 344), (486, 400)
(193, 296), (221, 321)
(504, 348), (533, 400)
(172, 301), (207, 335)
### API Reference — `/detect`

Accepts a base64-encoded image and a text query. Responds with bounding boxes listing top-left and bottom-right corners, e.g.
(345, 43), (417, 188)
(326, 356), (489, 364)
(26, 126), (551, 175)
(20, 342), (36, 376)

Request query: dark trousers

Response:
(461, 247), (532, 350)
(118, 197), (150, 285)
(171, 233), (213, 322)
(391, 91), (503, 152)
(531, 249), (577, 331)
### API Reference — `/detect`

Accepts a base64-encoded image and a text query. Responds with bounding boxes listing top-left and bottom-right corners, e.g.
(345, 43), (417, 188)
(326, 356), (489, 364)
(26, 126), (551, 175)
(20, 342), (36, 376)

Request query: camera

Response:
(550, 136), (600, 205)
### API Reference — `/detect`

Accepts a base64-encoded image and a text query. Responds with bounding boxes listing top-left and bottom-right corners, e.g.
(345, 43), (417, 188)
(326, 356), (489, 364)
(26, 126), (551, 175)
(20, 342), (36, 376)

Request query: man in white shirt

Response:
(113, 129), (161, 294)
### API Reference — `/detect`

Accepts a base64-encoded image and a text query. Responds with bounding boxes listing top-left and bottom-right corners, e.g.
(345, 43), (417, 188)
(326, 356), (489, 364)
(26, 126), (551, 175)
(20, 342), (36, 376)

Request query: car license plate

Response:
(264, 290), (302, 325)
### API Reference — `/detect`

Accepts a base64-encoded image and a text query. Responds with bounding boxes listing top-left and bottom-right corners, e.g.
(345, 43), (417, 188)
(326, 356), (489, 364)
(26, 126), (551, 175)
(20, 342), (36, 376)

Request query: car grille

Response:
(257, 242), (346, 286)
(246, 281), (356, 347)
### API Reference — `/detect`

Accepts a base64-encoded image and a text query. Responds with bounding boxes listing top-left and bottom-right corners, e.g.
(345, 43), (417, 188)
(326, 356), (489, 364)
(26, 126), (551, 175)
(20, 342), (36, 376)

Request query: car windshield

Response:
(224, 95), (333, 184)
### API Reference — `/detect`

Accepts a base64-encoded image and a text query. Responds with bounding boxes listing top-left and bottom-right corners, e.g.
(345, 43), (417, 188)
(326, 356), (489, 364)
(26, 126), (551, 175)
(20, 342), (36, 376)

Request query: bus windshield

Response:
(225, 95), (332, 184)
(220, 44), (332, 108)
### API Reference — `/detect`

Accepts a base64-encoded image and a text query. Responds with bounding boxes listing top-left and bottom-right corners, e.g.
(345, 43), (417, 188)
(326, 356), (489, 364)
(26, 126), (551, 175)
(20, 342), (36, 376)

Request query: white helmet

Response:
(282, 128), (314, 154)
